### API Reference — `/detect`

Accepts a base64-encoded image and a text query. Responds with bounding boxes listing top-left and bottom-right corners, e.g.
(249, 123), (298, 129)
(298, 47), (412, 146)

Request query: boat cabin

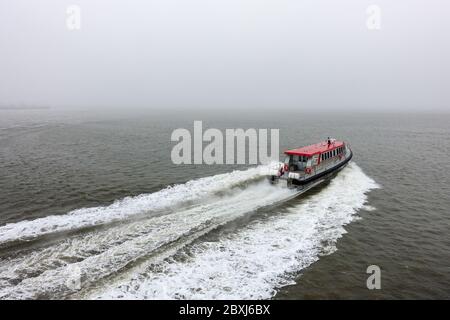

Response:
(284, 140), (346, 172)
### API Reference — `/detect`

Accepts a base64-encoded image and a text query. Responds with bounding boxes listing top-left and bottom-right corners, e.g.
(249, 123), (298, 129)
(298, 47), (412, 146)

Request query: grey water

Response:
(0, 108), (449, 299)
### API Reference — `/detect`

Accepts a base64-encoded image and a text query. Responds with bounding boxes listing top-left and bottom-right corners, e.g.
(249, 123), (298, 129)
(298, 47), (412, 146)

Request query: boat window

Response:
(306, 158), (312, 167)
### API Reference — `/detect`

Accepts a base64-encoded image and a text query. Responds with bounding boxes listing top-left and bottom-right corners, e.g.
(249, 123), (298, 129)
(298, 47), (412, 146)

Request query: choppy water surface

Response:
(0, 109), (449, 299)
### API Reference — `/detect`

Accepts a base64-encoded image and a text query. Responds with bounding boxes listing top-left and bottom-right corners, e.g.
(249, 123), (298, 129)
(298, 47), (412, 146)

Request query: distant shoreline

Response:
(0, 106), (51, 110)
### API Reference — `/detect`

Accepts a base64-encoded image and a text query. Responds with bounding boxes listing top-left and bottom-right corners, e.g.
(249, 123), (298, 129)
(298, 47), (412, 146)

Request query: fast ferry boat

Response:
(269, 138), (353, 189)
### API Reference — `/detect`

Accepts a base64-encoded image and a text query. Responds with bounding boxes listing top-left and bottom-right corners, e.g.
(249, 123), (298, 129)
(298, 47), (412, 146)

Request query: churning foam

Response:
(90, 162), (379, 300)
(0, 166), (271, 244)
(0, 162), (379, 300)
(0, 166), (295, 299)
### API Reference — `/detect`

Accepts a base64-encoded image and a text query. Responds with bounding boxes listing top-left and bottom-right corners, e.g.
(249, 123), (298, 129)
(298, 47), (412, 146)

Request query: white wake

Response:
(90, 162), (379, 299)
(0, 165), (295, 299)
(0, 162), (378, 300)
(0, 166), (270, 244)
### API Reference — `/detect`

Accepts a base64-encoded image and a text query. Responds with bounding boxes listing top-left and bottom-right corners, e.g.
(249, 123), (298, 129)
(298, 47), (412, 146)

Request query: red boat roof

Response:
(285, 140), (344, 156)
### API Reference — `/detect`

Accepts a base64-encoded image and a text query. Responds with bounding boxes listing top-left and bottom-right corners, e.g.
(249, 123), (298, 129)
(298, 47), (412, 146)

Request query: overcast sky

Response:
(0, 0), (449, 111)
